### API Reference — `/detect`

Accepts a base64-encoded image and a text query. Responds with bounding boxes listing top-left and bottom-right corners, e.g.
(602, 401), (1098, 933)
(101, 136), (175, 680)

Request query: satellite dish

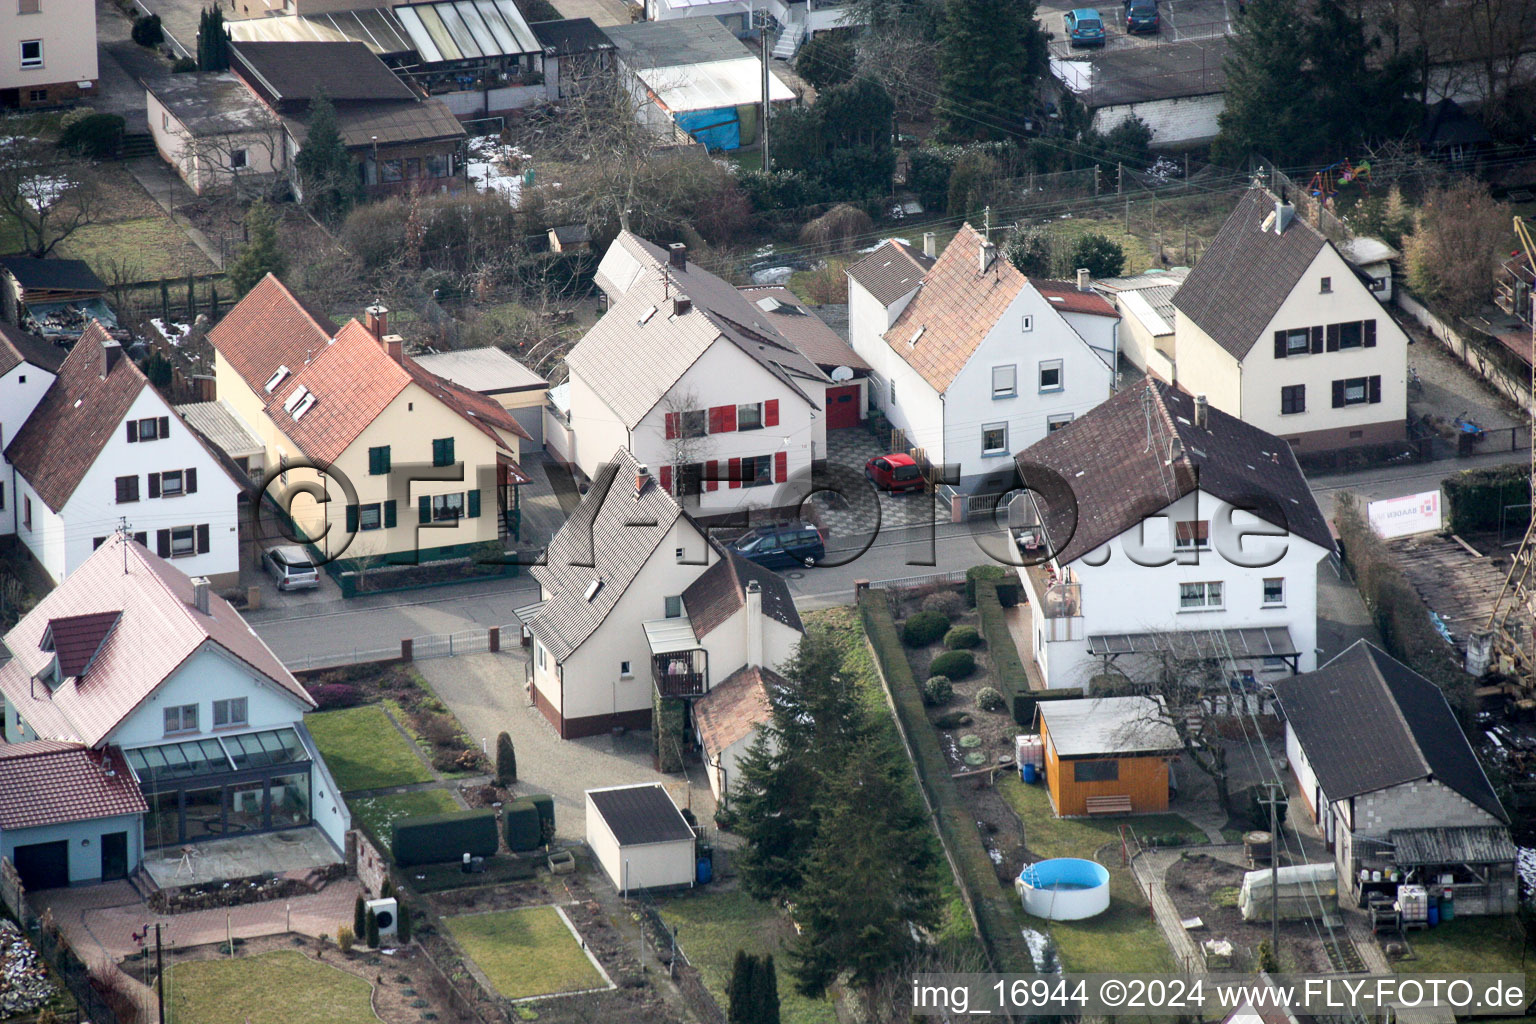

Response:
(830, 365), (854, 382)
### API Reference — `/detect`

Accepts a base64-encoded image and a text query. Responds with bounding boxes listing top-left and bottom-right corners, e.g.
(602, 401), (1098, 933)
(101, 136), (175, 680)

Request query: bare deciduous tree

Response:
(0, 137), (100, 257)
(166, 112), (286, 202)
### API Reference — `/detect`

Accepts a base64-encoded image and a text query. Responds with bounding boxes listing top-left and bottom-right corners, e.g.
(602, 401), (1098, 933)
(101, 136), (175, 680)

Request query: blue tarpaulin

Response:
(674, 107), (740, 151)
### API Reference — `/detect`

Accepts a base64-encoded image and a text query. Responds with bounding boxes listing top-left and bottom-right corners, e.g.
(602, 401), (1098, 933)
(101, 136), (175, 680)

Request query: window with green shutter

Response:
(419, 495), (431, 524)
(369, 445), (391, 475)
(345, 505), (359, 532)
(467, 489), (481, 518)
(432, 438), (455, 467)
(384, 500), (397, 528)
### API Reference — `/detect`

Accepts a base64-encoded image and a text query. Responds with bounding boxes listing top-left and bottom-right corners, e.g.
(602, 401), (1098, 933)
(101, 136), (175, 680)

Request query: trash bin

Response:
(1440, 889), (1454, 922)
(1022, 762), (1038, 784)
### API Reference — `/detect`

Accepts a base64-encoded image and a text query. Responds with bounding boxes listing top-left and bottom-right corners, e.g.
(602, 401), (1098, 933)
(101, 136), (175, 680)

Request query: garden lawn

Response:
(659, 889), (836, 1024)
(1000, 775), (1176, 972)
(445, 907), (604, 999)
(168, 951), (376, 1024)
(1393, 916), (1530, 976)
(305, 706), (433, 792)
(348, 788), (459, 851)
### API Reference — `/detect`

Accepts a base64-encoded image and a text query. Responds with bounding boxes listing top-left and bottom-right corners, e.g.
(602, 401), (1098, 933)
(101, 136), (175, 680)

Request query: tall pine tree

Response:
(225, 200), (286, 297)
(937, 0), (1047, 141)
(754, 955), (781, 1024)
(727, 950), (757, 1024)
(294, 92), (363, 223)
(197, 7), (229, 72)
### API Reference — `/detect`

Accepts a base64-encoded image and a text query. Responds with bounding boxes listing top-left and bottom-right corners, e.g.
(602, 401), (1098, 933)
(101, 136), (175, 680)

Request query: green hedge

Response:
(975, 580), (1033, 724)
(1012, 687), (1085, 727)
(504, 798), (543, 852)
(929, 649), (975, 679)
(528, 793), (555, 839)
(1442, 465), (1531, 536)
(965, 565), (1008, 607)
(859, 589), (1035, 973)
(393, 808), (498, 866)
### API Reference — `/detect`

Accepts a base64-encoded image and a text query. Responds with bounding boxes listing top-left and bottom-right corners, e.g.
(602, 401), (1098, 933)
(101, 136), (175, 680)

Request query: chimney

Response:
(1076, 267), (1091, 291)
(979, 241), (996, 274)
(672, 294), (692, 317)
(634, 463), (650, 499)
(1275, 198), (1295, 235)
(190, 576), (211, 616)
(1194, 394), (1209, 429)
(101, 337), (122, 376)
(668, 243), (687, 271)
(744, 579), (763, 668)
(922, 231), (937, 258)
(364, 304), (389, 339)
(382, 333), (405, 365)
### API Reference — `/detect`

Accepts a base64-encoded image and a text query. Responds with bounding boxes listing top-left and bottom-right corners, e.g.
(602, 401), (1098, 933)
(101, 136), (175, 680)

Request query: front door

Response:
(824, 384), (860, 430)
(100, 832), (129, 881)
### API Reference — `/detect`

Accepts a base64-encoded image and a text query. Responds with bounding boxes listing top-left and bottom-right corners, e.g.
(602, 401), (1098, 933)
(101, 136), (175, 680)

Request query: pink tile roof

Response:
(0, 534), (312, 746)
(1033, 280), (1121, 318)
(0, 742), (146, 830)
(694, 665), (781, 754)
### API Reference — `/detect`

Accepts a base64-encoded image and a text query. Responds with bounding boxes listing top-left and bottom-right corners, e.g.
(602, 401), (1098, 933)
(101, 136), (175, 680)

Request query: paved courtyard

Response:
(141, 828), (340, 889)
(813, 428), (946, 547)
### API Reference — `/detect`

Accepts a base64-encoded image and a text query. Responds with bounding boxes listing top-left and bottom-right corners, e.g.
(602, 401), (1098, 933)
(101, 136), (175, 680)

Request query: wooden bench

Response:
(1084, 795), (1133, 816)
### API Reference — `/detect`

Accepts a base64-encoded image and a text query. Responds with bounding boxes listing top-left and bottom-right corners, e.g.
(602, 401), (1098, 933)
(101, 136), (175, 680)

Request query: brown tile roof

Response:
(0, 742), (146, 830)
(402, 355), (531, 444)
(43, 611), (121, 677)
(1015, 378), (1333, 565)
(0, 321), (65, 374)
(882, 225), (1028, 393)
(682, 549), (802, 640)
(737, 286), (869, 371)
(1171, 189), (1328, 360)
(4, 322), (147, 512)
(208, 274), (334, 399)
(266, 320), (413, 464)
(230, 41), (416, 104)
(845, 240), (934, 306)
(0, 534), (312, 746)
(1033, 280), (1120, 319)
(694, 665), (781, 754)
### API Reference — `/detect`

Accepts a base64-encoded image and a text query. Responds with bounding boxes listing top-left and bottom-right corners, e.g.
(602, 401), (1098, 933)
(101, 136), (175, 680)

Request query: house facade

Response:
(1014, 380), (1333, 690)
(0, 323), (61, 536)
(847, 226), (1117, 492)
(4, 324), (242, 587)
(145, 73), (286, 197)
(1173, 189), (1409, 451)
(208, 277), (529, 569)
(0, 0), (96, 109)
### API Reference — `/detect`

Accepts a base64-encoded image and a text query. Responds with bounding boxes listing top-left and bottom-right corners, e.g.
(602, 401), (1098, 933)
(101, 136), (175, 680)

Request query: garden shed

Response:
(584, 783), (695, 892)
(1035, 696), (1181, 816)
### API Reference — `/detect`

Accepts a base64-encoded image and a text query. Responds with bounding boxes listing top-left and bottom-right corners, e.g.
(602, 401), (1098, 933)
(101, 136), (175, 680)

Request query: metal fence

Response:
(286, 622), (525, 672)
(632, 891), (726, 1024)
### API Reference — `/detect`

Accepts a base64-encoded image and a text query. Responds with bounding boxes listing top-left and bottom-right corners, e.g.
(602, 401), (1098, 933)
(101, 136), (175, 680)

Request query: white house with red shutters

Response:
(564, 232), (868, 518)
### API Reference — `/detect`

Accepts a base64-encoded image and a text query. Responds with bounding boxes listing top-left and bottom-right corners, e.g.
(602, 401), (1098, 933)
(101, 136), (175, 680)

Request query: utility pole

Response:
(156, 923), (165, 1024)
(1262, 785), (1282, 952)
(760, 14), (771, 173)
(1117, 162), (1123, 194)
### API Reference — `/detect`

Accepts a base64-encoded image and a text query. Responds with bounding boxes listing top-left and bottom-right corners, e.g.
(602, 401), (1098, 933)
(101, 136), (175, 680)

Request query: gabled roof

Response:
(4, 323), (147, 512)
(208, 274), (334, 398)
(682, 549), (803, 640)
(0, 257), (104, 295)
(882, 225), (1031, 393)
(0, 742), (147, 830)
(229, 41), (418, 104)
(1273, 641), (1508, 823)
(569, 232), (825, 430)
(1015, 378), (1333, 565)
(0, 534), (312, 747)
(1033, 280), (1120, 318)
(845, 239), (934, 307)
(529, 450), (698, 663)
(694, 664), (780, 755)
(43, 611), (121, 677)
(1037, 696), (1181, 757)
(737, 286), (869, 371)
(0, 320), (65, 375)
(1172, 189), (1329, 360)
(586, 783), (694, 846)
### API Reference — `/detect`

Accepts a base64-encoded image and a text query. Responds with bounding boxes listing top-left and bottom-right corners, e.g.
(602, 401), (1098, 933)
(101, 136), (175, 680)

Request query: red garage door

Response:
(825, 384), (860, 430)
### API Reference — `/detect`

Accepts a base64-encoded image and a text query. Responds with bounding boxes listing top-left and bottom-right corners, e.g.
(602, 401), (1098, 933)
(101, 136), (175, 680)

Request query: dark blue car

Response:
(1125, 0), (1159, 33)
(1065, 8), (1107, 47)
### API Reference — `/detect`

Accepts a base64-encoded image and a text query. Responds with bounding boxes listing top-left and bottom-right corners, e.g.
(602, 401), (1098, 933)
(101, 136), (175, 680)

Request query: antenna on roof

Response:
(115, 516), (133, 574)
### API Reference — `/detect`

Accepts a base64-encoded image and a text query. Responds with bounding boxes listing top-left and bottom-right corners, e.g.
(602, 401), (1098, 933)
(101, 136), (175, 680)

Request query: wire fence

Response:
(631, 891), (727, 1024)
(284, 622), (524, 672)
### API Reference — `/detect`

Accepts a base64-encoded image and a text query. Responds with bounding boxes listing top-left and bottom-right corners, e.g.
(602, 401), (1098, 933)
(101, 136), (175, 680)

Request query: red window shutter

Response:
(720, 404), (736, 432)
(705, 459), (719, 492)
(660, 465), (672, 492)
(728, 457), (742, 489)
(708, 406), (722, 433)
(764, 399), (779, 427)
(665, 412), (679, 440)
(774, 451), (787, 483)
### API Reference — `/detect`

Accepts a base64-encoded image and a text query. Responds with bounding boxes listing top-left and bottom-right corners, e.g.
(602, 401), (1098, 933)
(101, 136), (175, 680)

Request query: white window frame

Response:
(1262, 577), (1285, 607)
(1038, 359), (1063, 393)
(664, 595), (683, 618)
(1320, 276), (1332, 293)
(431, 492), (465, 521)
(1021, 315), (1034, 332)
(1047, 413), (1074, 432)
(213, 697), (248, 728)
(1178, 581), (1224, 610)
(1341, 377), (1369, 405)
(160, 470), (184, 497)
(19, 40), (42, 68)
(981, 422), (1008, 457)
(620, 660), (633, 678)
(536, 641), (546, 670)
(991, 364), (1017, 399)
(230, 148), (248, 169)
(737, 402), (763, 431)
(164, 703), (199, 734)
(170, 525), (196, 557)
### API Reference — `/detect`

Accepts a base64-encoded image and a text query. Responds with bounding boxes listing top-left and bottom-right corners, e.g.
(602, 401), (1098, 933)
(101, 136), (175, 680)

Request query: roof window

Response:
(264, 366), (290, 393)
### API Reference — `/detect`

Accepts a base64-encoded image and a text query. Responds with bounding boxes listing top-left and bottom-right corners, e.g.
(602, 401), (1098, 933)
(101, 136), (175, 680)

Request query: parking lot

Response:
(1040, 0), (1237, 56)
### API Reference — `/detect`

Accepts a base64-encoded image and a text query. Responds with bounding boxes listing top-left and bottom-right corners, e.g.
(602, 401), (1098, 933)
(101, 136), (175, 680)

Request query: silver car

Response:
(264, 545), (320, 591)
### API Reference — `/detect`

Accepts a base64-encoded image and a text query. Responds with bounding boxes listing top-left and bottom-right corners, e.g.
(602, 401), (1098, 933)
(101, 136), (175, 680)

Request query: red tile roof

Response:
(207, 274), (334, 399)
(694, 665), (781, 754)
(0, 534), (312, 746)
(42, 611), (121, 677)
(1033, 280), (1120, 318)
(0, 742), (147, 830)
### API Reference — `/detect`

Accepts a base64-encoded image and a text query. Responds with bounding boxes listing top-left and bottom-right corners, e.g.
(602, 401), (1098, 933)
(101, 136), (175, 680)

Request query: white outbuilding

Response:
(585, 783), (696, 893)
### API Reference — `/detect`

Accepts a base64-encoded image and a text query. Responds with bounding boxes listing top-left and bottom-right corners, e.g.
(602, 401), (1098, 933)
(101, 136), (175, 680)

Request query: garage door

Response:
(825, 385), (860, 430)
(13, 840), (69, 890)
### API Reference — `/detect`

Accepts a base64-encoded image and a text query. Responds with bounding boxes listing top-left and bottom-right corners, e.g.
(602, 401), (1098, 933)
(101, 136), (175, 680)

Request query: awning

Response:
(512, 599), (546, 625)
(227, 9), (416, 56)
(644, 617), (700, 655)
(1088, 626), (1298, 661)
(1390, 826), (1517, 866)
(394, 0), (540, 63)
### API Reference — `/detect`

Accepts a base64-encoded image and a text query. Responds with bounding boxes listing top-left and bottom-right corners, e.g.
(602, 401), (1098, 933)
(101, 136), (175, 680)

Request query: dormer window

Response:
(264, 366), (290, 393)
(291, 392), (317, 420)
(283, 386), (310, 415)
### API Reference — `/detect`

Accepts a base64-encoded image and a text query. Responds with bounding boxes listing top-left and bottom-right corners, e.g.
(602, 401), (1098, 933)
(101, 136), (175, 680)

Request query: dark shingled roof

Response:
(1172, 189), (1328, 360)
(531, 17), (614, 54)
(0, 257), (104, 295)
(683, 549), (803, 641)
(42, 611), (121, 677)
(230, 41), (416, 104)
(1015, 378), (1333, 565)
(845, 240), (934, 306)
(1274, 641), (1508, 824)
(588, 784), (694, 846)
(0, 320), (66, 375)
(0, 742), (146, 830)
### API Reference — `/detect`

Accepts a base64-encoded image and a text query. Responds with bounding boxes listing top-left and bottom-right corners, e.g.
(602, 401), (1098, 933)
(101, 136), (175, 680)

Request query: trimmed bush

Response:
(503, 798), (543, 852)
(57, 113), (124, 159)
(965, 565), (1008, 607)
(307, 682), (364, 710)
(975, 687), (1006, 712)
(365, 908), (379, 948)
(923, 675), (953, 705)
(943, 625), (981, 650)
(921, 591), (964, 617)
(131, 13), (164, 46)
(392, 808), (497, 866)
(901, 610), (950, 647)
(337, 926), (355, 952)
(975, 579), (1030, 723)
(528, 793), (556, 845)
(396, 902), (412, 942)
(934, 710), (973, 729)
(928, 649), (975, 680)
(353, 895), (366, 938)
(1012, 687), (1085, 727)
(495, 731), (516, 785)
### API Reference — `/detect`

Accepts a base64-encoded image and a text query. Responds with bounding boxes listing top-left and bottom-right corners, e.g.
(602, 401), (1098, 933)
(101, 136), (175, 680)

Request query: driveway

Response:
(1040, 0), (1236, 56)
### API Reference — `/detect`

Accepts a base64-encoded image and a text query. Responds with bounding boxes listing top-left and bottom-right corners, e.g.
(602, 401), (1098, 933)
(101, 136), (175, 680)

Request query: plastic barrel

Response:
(1440, 892), (1454, 922)
(696, 857), (713, 884)
(1023, 763), (1038, 784)
(1427, 903), (1439, 927)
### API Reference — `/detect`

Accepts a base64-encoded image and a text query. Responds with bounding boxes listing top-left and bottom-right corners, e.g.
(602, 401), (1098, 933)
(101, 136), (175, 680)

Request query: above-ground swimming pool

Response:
(1016, 858), (1111, 920)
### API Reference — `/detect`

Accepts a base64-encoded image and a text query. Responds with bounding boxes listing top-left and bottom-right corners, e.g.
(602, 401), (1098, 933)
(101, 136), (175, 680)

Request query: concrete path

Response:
(124, 156), (226, 270)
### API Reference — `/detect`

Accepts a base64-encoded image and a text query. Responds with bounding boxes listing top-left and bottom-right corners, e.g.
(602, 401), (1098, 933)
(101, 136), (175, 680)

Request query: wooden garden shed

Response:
(1036, 696), (1181, 816)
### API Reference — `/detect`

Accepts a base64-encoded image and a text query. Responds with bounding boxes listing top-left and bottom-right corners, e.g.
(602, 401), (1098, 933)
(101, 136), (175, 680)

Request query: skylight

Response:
(584, 579), (603, 602)
(909, 326), (925, 346)
(638, 306), (657, 325)
(283, 386), (310, 414)
(264, 366), (290, 393)
(291, 393), (317, 420)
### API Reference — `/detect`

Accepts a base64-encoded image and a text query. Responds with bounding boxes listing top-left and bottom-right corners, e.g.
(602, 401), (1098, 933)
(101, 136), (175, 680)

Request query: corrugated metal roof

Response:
(176, 400), (266, 457)
(1390, 826), (1517, 866)
(394, 0), (539, 62)
(228, 10), (415, 57)
(637, 57), (793, 113)
(643, 617), (700, 654)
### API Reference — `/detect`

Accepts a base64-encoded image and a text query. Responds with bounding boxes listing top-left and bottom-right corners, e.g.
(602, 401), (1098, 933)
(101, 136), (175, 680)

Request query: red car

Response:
(865, 453), (925, 493)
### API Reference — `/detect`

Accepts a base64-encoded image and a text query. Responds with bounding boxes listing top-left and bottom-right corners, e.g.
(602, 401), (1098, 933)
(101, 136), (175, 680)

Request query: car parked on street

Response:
(865, 453), (926, 493)
(1065, 8), (1107, 46)
(728, 522), (826, 569)
(264, 545), (321, 591)
(1125, 0), (1159, 33)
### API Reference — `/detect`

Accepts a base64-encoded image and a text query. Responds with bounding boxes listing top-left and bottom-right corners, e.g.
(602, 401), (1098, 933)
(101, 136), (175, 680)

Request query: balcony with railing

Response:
(644, 617), (708, 698)
(1023, 562), (1085, 643)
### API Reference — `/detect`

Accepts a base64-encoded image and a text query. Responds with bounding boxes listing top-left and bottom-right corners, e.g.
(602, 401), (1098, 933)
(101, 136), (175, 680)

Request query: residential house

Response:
(847, 225), (1117, 492)
(1049, 35), (1228, 148)
(207, 276), (530, 569)
(523, 450), (802, 739)
(0, 257), (115, 341)
(0, 0), (95, 108)
(1092, 267), (1187, 381)
(1036, 696), (1181, 816)
(413, 347), (549, 448)
(604, 19), (795, 151)
(228, 40), (467, 196)
(0, 322), (63, 535)
(4, 323), (244, 587)
(0, 534), (349, 889)
(1275, 641), (1518, 915)
(145, 73), (285, 197)
(738, 285), (871, 428)
(1172, 189), (1409, 451)
(568, 233), (865, 517)
(1013, 379), (1334, 690)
